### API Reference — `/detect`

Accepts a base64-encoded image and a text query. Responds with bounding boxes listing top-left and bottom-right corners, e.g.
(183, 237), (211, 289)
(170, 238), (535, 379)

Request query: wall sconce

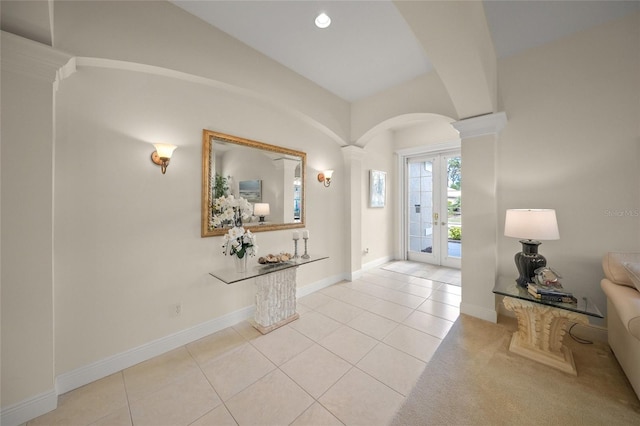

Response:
(317, 170), (334, 187)
(254, 203), (270, 223)
(151, 143), (177, 174)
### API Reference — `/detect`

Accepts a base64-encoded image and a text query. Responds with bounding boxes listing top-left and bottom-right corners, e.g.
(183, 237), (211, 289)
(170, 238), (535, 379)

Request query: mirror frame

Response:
(201, 129), (306, 237)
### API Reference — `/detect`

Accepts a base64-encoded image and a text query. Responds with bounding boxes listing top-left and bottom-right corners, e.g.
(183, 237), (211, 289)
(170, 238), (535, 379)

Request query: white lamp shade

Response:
(323, 170), (334, 180)
(254, 203), (270, 216)
(504, 209), (560, 240)
(153, 143), (177, 159)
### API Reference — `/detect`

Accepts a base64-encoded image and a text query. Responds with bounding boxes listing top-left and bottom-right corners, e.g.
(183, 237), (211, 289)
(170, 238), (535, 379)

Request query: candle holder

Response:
(293, 239), (299, 259)
(302, 237), (310, 259)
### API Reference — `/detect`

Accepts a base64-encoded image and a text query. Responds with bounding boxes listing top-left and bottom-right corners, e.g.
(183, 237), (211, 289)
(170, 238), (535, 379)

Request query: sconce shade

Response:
(153, 143), (177, 159)
(151, 143), (177, 174)
(318, 170), (334, 187)
(504, 209), (560, 241)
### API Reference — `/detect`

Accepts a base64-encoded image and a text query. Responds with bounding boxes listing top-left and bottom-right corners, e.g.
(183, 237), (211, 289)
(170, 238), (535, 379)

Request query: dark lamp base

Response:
(514, 240), (547, 287)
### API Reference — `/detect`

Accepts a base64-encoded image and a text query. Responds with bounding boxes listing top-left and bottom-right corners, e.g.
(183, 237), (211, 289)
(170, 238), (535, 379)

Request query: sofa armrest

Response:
(602, 278), (640, 340)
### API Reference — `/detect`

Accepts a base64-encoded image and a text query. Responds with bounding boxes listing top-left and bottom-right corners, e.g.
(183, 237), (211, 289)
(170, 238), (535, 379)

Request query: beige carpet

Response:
(392, 315), (640, 425)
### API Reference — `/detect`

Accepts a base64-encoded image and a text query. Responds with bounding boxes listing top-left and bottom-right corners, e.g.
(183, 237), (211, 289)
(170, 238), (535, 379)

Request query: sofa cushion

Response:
(602, 252), (640, 288)
(601, 278), (640, 341)
(623, 262), (640, 292)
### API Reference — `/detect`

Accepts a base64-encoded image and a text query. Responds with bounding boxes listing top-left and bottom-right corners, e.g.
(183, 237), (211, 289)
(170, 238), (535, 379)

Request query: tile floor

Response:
(28, 262), (461, 426)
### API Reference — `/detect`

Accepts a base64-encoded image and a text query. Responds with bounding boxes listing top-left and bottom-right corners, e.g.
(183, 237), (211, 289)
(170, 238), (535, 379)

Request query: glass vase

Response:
(234, 255), (247, 273)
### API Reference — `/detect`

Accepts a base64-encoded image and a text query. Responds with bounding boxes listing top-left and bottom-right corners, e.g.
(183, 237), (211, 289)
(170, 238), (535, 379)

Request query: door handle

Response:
(434, 212), (439, 222)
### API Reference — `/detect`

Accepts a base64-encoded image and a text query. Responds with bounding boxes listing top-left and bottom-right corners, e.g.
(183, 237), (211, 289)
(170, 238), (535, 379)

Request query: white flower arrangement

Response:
(210, 195), (253, 229)
(222, 226), (257, 259)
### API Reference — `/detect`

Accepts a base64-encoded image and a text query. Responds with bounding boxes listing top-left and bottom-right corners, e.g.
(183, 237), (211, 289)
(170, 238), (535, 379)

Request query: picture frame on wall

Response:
(239, 179), (262, 202)
(369, 170), (386, 208)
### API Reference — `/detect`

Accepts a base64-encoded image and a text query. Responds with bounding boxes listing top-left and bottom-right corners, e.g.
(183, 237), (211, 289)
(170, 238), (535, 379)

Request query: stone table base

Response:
(502, 297), (588, 375)
(252, 267), (298, 334)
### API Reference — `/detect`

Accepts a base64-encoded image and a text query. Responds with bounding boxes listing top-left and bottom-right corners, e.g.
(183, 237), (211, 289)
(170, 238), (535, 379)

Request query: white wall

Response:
(361, 131), (395, 266)
(53, 65), (346, 375)
(496, 12), (640, 322)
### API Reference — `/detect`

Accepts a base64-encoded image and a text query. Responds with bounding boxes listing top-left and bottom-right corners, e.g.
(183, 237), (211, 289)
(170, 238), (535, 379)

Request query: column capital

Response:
(1, 31), (73, 83)
(452, 112), (507, 139)
(341, 144), (365, 162)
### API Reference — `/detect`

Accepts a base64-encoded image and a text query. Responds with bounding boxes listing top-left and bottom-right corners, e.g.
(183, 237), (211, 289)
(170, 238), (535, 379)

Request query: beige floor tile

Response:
(417, 299), (460, 322)
(288, 311), (342, 341)
(360, 274), (407, 290)
(319, 368), (404, 426)
(281, 344), (352, 399)
(296, 302), (313, 316)
(225, 369), (314, 425)
(291, 402), (344, 426)
(383, 324), (443, 362)
(123, 347), (200, 402)
(408, 275), (440, 289)
(429, 289), (462, 307)
(190, 405), (238, 426)
(347, 311), (399, 340)
(29, 373), (128, 426)
(319, 325), (378, 364)
(298, 291), (334, 310)
(315, 299), (365, 324)
(90, 406), (132, 426)
(399, 283), (434, 298)
(338, 288), (380, 310)
(201, 343), (275, 401)
(403, 310), (454, 339)
(250, 325), (314, 365)
(232, 320), (262, 341)
(186, 327), (246, 366)
(319, 283), (353, 300)
(440, 282), (462, 295)
(129, 370), (221, 426)
(356, 343), (426, 396)
(367, 299), (413, 322)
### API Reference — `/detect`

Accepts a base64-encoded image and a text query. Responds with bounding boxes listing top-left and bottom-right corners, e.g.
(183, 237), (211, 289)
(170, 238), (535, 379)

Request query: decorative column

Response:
(342, 145), (365, 280)
(1, 31), (74, 424)
(452, 112), (507, 323)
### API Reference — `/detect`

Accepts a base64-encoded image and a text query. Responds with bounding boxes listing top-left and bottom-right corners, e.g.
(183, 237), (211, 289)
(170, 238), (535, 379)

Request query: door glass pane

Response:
(446, 156), (462, 259)
(408, 160), (433, 255)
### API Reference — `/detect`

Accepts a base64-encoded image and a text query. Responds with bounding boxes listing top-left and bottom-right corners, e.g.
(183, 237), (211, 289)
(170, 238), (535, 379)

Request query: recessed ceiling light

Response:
(315, 12), (331, 29)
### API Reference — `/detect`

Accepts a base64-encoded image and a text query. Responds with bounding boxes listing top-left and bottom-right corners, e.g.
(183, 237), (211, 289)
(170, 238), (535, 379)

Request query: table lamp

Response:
(254, 203), (270, 224)
(504, 209), (560, 287)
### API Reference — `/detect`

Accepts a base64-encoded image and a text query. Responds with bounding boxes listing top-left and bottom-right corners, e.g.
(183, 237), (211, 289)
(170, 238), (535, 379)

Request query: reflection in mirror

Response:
(202, 130), (306, 237)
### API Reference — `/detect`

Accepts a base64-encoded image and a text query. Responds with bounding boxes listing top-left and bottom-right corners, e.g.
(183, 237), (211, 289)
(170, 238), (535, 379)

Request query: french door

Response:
(406, 151), (461, 268)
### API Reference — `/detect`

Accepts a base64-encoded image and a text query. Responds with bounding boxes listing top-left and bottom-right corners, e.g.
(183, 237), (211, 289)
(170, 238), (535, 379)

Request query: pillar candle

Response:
(293, 231), (300, 240)
(303, 230), (309, 239)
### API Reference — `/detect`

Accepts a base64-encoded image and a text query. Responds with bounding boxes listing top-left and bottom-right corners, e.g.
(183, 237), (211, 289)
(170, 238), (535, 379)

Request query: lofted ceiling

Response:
(171, 0), (639, 102)
(2, 1), (638, 102)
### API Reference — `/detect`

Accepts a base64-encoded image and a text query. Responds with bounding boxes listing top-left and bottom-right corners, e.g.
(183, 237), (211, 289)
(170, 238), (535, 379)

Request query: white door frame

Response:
(395, 139), (461, 265)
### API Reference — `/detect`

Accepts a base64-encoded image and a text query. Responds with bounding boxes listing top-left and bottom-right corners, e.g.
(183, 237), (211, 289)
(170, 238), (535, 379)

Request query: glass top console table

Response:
(493, 276), (603, 376)
(210, 256), (328, 334)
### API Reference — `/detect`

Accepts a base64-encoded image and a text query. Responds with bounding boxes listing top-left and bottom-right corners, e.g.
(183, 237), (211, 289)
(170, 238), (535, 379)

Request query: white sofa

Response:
(601, 252), (640, 399)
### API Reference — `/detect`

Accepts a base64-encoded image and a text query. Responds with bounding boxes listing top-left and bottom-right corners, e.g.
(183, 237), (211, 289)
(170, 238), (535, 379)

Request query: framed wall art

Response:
(369, 170), (386, 208)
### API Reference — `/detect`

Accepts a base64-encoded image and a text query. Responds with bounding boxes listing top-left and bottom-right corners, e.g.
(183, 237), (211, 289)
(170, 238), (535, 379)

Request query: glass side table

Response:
(211, 256), (328, 334)
(493, 276), (603, 376)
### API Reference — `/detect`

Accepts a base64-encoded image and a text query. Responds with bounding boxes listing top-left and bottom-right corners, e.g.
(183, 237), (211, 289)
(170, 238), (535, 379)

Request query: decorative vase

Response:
(234, 255), (247, 273)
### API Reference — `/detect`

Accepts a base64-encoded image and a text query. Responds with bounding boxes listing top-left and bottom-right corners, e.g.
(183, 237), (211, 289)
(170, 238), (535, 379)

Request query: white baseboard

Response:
(55, 304), (255, 395)
(461, 302), (498, 323)
(362, 256), (393, 271)
(0, 388), (57, 426)
(297, 273), (347, 297)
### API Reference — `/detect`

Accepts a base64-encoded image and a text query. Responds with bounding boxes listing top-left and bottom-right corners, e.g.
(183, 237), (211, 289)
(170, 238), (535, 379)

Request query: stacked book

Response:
(527, 283), (577, 304)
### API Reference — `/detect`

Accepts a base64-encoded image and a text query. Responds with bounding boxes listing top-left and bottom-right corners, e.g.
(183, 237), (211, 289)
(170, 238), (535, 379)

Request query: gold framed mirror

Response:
(202, 130), (306, 237)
